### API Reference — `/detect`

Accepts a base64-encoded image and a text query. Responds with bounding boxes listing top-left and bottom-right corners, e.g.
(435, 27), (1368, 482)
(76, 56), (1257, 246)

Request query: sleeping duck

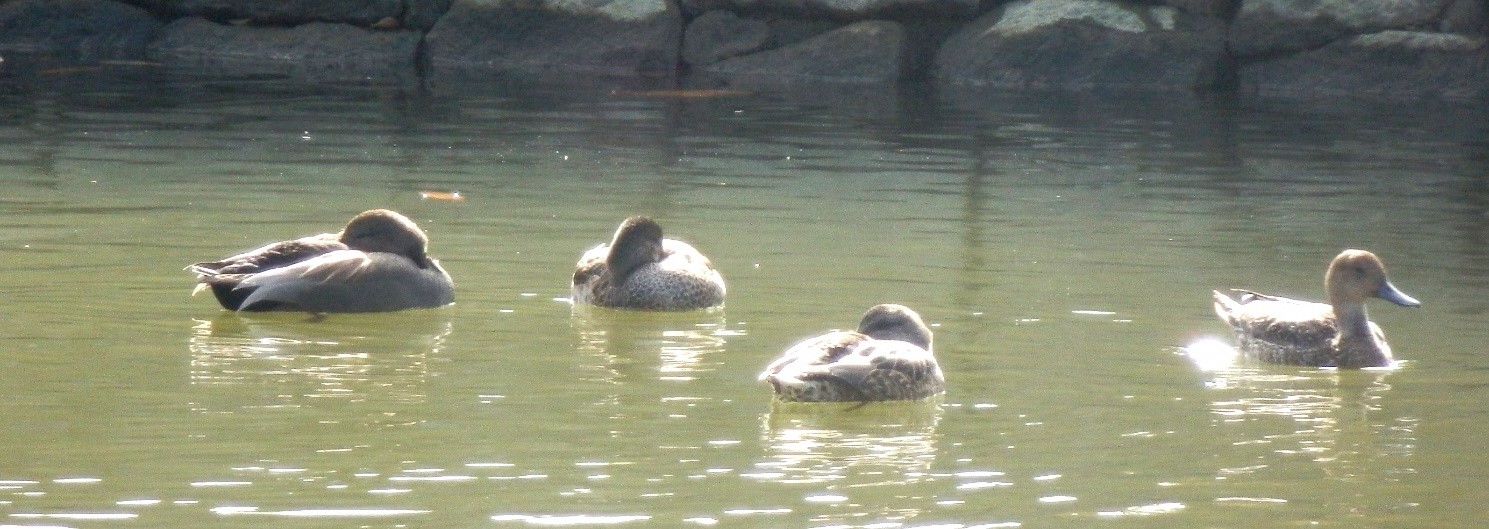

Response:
(760, 304), (945, 403)
(571, 216), (725, 311)
(188, 209), (454, 313)
(1213, 249), (1419, 368)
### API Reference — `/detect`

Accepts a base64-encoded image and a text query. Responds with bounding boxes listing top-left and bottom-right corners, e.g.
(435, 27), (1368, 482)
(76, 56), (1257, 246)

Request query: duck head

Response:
(856, 304), (933, 350)
(338, 209), (432, 265)
(605, 216), (666, 280)
(1325, 249), (1420, 308)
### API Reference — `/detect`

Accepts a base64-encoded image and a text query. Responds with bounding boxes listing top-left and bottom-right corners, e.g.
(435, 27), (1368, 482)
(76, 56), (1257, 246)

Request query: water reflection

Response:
(751, 403), (944, 525)
(755, 403), (943, 486)
(569, 306), (734, 385)
(187, 311), (452, 410)
(1189, 354), (1417, 514)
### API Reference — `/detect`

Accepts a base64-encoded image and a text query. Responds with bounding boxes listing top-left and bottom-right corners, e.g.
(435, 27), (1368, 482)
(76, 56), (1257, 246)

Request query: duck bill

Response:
(1376, 281), (1421, 307)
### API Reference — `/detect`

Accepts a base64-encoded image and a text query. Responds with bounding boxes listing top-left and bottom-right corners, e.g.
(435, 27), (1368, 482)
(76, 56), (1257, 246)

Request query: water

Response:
(1, 69), (1488, 528)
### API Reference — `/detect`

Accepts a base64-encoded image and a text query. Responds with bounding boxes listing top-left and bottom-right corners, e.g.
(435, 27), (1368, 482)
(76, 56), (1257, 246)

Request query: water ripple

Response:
(490, 514), (652, 525)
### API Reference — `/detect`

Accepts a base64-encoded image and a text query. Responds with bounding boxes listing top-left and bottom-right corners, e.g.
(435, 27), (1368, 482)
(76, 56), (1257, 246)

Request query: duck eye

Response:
(1353, 265), (1367, 276)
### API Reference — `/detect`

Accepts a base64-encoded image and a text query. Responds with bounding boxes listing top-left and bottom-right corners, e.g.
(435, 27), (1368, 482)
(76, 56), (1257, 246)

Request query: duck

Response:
(759, 304), (945, 403)
(188, 209), (455, 313)
(571, 216), (725, 311)
(1212, 249), (1420, 368)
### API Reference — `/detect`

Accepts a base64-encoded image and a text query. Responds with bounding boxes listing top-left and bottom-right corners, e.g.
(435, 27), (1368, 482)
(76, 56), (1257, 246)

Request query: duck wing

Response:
(659, 239), (716, 269)
(189, 233), (345, 276)
(234, 250), (454, 312)
(1215, 289), (1328, 324)
(1213, 289), (1337, 356)
(797, 340), (944, 402)
(759, 331), (864, 380)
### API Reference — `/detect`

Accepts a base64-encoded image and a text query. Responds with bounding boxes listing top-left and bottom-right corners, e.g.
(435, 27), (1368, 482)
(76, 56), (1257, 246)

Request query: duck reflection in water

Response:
(187, 311), (452, 410)
(1212, 249), (1419, 368)
(188, 209), (455, 314)
(569, 306), (732, 386)
(1189, 362), (1415, 500)
(1183, 324), (1415, 499)
(757, 402), (943, 489)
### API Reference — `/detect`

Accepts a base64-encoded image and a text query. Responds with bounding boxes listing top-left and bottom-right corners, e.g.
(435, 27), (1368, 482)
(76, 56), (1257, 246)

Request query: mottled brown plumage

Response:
(571, 216), (725, 311)
(760, 304), (945, 403)
(1213, 249), (1419, 368)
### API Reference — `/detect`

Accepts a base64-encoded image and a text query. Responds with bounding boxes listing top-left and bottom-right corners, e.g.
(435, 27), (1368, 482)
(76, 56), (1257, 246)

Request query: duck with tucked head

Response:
(760, 304), (945, 403)
(188, 209), (455, 313)
(571, 216), (725, 311)
(1213, 249), (1419, 368)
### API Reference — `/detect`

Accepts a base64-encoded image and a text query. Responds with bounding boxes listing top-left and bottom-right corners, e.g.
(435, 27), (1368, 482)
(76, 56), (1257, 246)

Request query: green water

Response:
(1, 75), (1487, 528)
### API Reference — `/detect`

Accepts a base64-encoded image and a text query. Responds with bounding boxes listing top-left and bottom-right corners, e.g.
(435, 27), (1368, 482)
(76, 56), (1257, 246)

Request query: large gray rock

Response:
(1439, 0), (1488, 34)
(1241, 30), (1488, 98)
(936, 0), (1226, 92)
(683, 10), (771, 68)
(702, 20), (909, 83)
(0, 0), (162, 61)
(120, 0), (400, 27)
(682, 0), (978, 18)
(425, 0), (682, 77)
(148, 17), (421, 81)
(1230, 0), (1456, 58)
(405, 0), (457, 32)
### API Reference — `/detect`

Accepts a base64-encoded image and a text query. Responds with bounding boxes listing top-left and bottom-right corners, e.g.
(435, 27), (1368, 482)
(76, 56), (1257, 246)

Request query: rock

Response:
(936, 0), (1226, 92)
(0, 0), (162, 61)
(405, 0), (457, 32)
(1241, 30), (1489, 98)
(681, 0), (978, 19)
(763, 17), (842, 47)
(702, 20), (908, 83)
(1163, 0), (1237, 18)
(147, 17), (421, 81)
(1439, 0), (1488, 34)
(120, 0), (400, 27)
(425, 0), (682, 77)
(683, 10), (771, 68)
(1230, 0), (1455, 59)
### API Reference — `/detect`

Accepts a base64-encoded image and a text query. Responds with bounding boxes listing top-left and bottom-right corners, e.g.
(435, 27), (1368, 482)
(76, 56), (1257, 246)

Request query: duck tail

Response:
(1212, 290), (1241, 324)
(186, 263), (221, 276)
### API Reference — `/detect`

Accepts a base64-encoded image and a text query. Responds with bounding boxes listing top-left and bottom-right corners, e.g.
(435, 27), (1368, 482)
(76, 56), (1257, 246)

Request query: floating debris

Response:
(419, 190), (465, 202)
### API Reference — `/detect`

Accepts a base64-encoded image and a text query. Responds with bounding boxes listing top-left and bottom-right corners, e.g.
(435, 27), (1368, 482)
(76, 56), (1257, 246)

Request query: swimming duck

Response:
(1212, 249), (1419, 368)
(760, 304), (945, 403)
(188, 209), (455, 313)
(571, 216), (725, 311)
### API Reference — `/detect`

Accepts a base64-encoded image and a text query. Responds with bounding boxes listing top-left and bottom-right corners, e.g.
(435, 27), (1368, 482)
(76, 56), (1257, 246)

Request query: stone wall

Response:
(1, 0), (1485, 98)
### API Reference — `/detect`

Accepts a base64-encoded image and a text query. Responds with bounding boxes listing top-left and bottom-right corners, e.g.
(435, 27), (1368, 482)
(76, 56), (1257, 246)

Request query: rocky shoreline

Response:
(1, 0), (1485, 98)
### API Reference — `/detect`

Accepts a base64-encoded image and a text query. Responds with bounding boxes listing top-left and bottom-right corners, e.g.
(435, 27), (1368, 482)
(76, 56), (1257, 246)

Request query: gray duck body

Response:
(188, 209), (454, 313)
